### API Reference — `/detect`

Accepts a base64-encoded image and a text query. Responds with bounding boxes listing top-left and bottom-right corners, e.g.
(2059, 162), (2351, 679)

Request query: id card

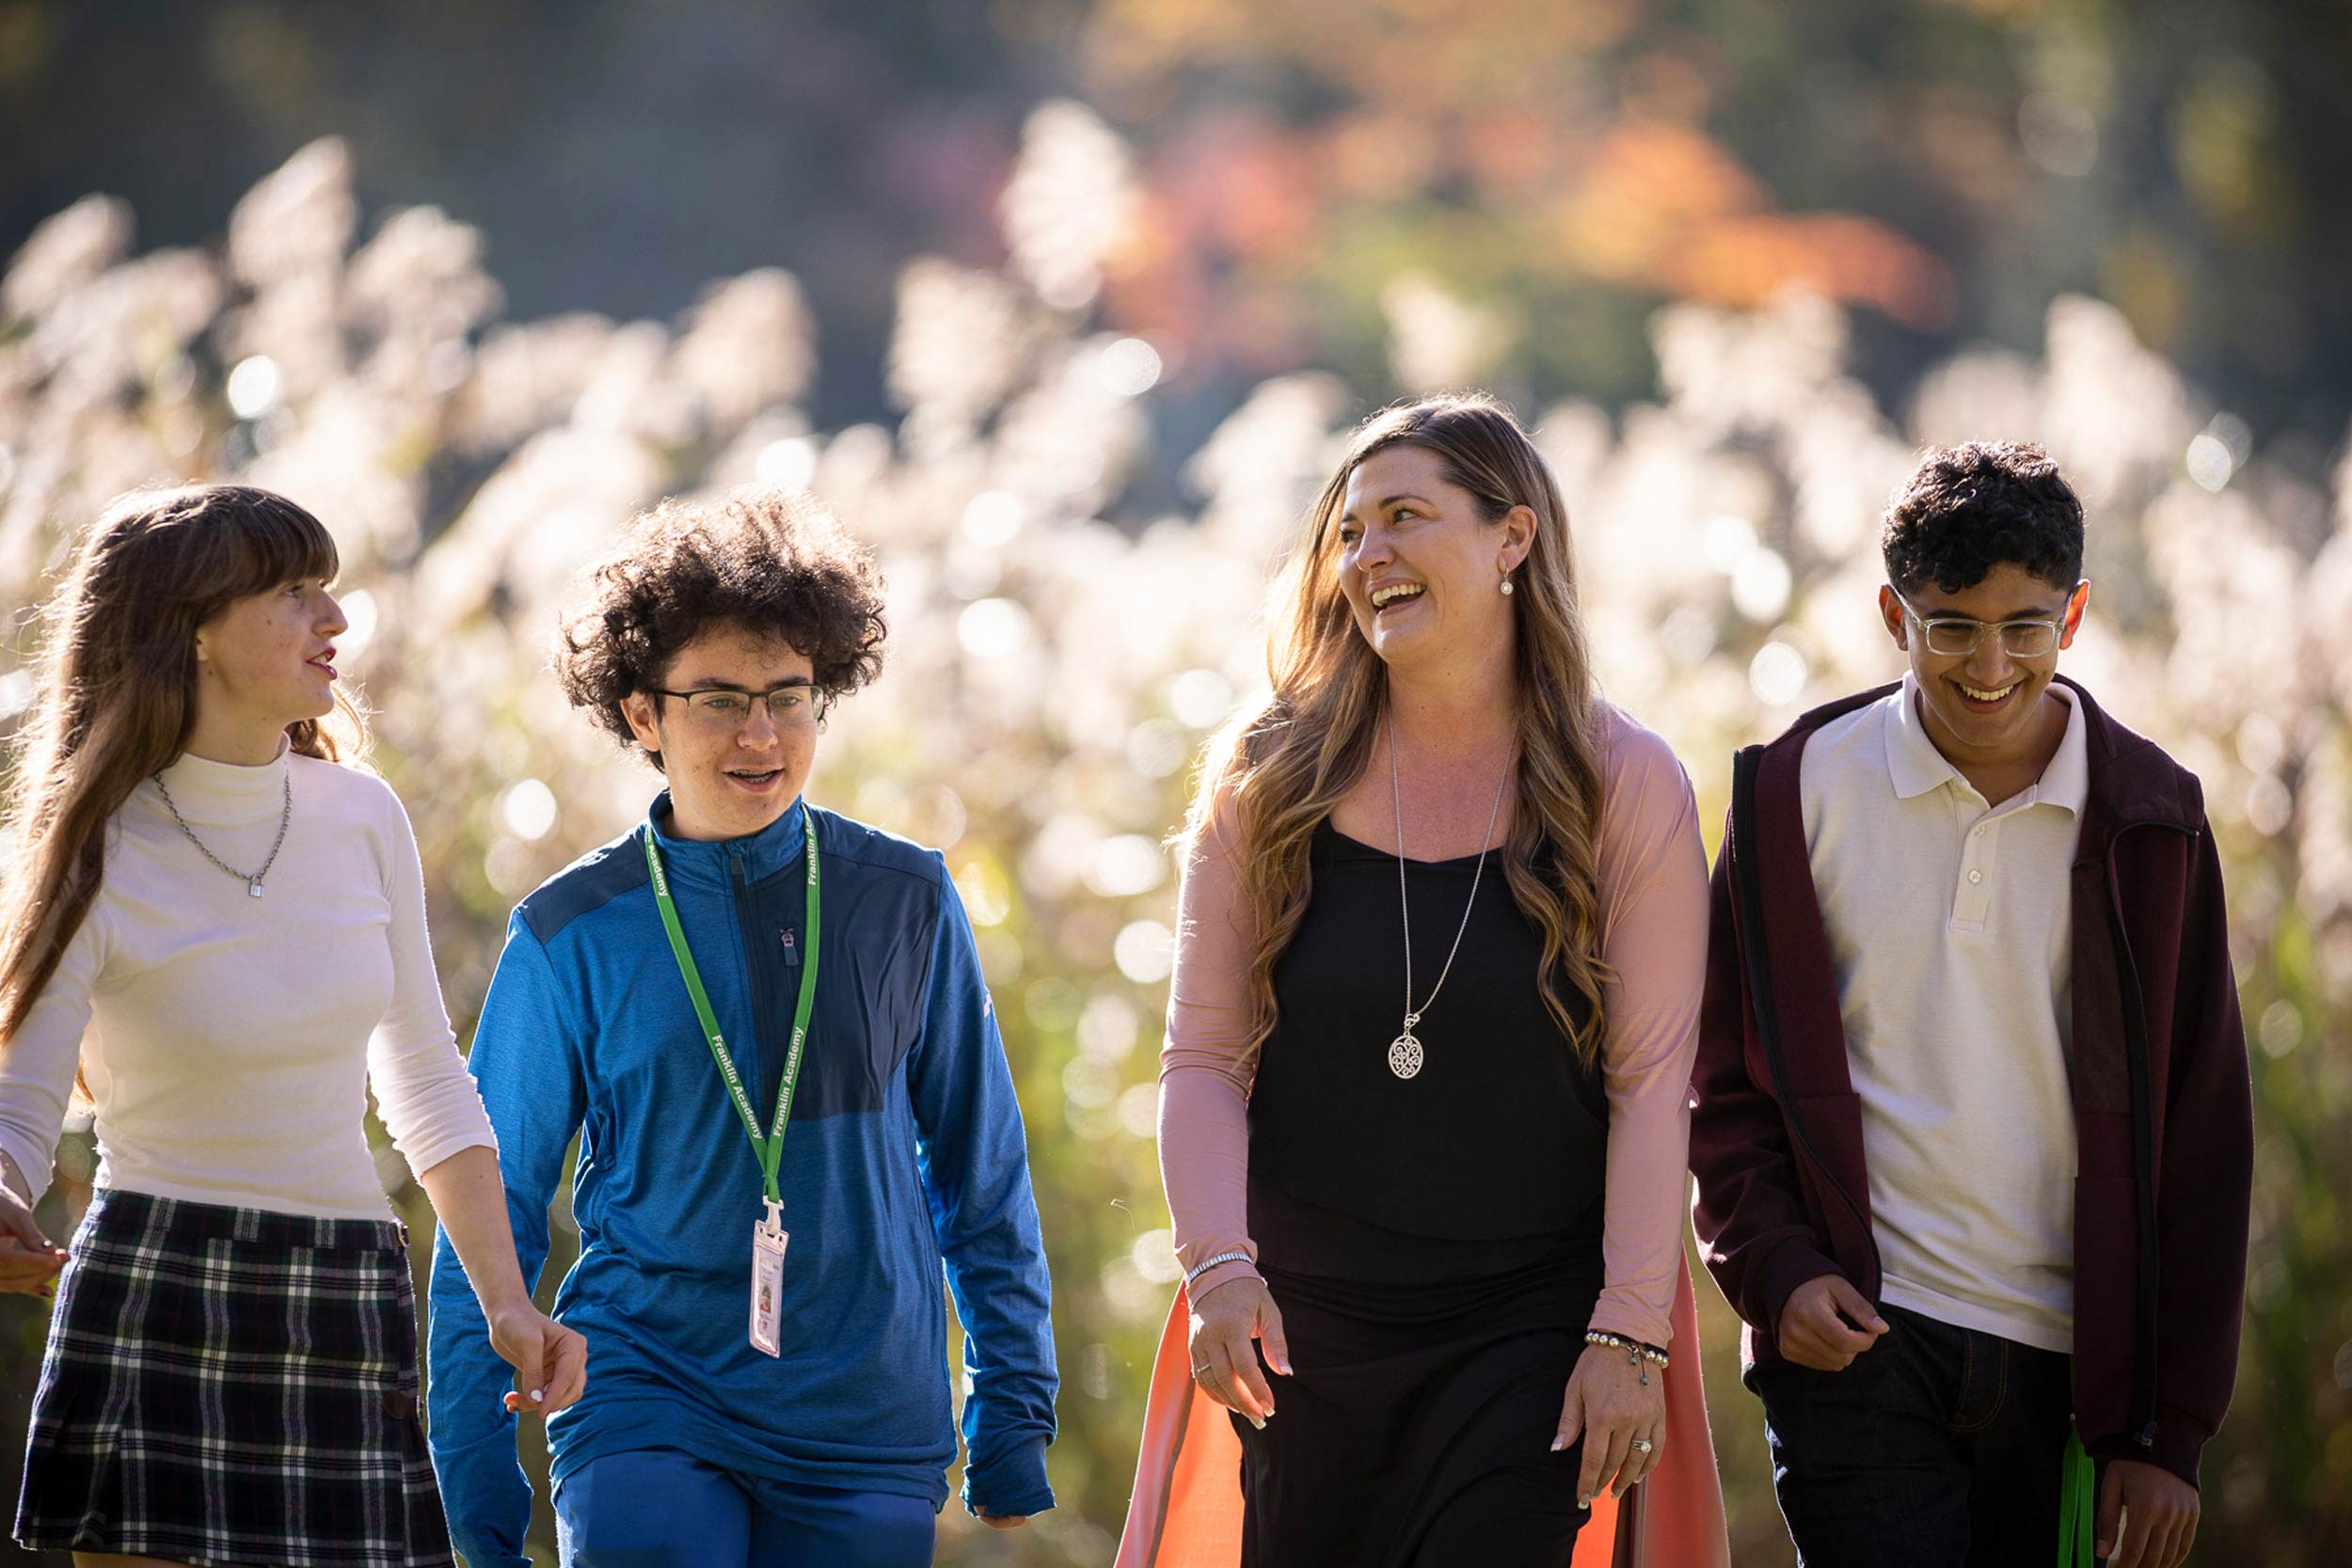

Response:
(750, 1216), (788, 1356)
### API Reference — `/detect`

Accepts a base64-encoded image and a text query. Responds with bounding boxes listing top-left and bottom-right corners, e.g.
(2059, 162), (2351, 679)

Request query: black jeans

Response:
(1746, 1303), (2074, 1568)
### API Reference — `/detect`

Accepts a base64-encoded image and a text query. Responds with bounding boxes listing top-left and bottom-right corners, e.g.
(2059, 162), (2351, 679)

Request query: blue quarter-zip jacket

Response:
(425, 795), (1057, 1568)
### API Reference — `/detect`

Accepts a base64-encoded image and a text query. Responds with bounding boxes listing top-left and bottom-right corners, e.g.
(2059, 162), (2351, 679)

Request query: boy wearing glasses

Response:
(425, 490), (1057, 1568)
(1690, 443), (2249, 1568)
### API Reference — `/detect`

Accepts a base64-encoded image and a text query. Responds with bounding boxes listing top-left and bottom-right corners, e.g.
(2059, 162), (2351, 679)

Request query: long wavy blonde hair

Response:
(0, 485), (365, 1053)
(1189, 393), (1612, 1065)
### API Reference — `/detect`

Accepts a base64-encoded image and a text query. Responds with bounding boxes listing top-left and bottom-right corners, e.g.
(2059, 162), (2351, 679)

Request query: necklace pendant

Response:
(1388, 1030), (1424, 1080)
(247, 877), (264, 898)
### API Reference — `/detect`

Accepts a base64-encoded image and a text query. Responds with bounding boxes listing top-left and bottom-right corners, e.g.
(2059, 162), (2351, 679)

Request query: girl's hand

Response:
(486, 1300), (588, 1415)
(0, 1183), (67, 1295)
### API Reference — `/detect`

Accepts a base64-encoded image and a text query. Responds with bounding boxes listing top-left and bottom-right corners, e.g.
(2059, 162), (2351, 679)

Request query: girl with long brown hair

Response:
(0, 484), (585, 1568)
(1125, 395), (1728, 1565)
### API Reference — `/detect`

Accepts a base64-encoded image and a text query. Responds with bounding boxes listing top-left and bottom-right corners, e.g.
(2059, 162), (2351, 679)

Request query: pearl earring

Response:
(1500, 574), (1515, 596)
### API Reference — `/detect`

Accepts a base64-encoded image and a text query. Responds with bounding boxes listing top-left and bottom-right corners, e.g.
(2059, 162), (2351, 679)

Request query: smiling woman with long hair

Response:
(0, 484), (584, 1568)
(1127, 396), (1728, 1567)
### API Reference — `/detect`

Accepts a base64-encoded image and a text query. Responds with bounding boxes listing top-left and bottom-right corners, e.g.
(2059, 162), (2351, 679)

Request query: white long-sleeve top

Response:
(0, 742), (495, 1219)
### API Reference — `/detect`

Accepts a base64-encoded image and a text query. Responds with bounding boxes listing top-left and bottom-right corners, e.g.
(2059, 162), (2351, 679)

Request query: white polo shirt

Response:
(1799, 675), (2088, 1354)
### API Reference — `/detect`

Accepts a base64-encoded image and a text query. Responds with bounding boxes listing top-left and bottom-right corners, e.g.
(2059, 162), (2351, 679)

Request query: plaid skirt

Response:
(14, 1187), (456, 1567)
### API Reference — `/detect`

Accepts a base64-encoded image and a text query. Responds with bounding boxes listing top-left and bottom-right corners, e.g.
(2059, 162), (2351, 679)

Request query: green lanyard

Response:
(641, 806), (820, 1211)
(2057, 1421), (2095, 1566)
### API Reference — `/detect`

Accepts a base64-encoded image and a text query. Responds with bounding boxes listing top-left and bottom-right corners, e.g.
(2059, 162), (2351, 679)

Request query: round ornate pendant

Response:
(1388, 1031), (1424, 1080)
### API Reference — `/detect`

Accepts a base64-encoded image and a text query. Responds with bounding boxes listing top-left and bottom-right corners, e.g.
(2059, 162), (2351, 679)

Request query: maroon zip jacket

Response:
(1689, 676), (2251, 1487)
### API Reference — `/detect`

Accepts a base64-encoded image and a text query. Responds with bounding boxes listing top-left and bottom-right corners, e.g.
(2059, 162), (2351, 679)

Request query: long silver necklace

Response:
(153, 771), (293, 898)
(1387, 710), (1513, 1080)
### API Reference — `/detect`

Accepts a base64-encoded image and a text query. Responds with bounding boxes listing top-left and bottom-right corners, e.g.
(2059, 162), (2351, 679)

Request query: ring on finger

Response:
(1629, 1436), (1655, 1454)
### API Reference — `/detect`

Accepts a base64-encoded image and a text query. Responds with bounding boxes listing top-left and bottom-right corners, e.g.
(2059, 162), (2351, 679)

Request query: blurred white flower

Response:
(672, 269), (816, 433)
(1383, 272), (1513, 393)
(227, 137), (357, 288)
(2, 194), (134, 322)
(1001, 100), (1136, 311)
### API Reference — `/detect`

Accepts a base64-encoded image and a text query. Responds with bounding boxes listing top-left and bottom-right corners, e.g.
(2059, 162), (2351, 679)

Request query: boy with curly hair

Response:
(1690, 443), (2250, 1568)
(425, 489), (1057, 1567)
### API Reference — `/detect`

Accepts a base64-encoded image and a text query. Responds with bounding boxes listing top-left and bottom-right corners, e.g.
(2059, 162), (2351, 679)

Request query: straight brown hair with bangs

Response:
(1187, 393), (1613, 1066)
(0, 484), (365, 1050)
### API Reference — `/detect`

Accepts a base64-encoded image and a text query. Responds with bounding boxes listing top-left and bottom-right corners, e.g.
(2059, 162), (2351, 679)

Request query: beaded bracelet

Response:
(1584, 1330), (1670, 1385)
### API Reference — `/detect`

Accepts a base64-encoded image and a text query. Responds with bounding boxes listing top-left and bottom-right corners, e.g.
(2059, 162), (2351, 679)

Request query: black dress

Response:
(1236, 820), (1610, 1568)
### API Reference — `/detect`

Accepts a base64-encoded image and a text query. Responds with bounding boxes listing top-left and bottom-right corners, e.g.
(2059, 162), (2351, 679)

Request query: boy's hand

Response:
(2098, 1459), (2197, 1568)
(1776, 1274), (1888, 1370)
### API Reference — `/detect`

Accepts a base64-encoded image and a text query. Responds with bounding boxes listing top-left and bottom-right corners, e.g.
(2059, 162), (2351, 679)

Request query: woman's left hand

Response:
(486, 1300), (589, 1416)
(1553, 1340), (1666, 1508)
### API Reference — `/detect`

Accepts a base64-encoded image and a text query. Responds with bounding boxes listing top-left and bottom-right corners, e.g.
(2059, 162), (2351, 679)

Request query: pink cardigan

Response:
(1128, 702), (1729, 1567)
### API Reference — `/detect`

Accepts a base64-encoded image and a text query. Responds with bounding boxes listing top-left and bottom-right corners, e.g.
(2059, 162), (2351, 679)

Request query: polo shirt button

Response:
(1968, 869), (1984, 884)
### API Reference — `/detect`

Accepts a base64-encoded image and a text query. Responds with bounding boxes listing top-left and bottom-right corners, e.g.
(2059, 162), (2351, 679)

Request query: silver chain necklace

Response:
(153, 771), (293, 898)
(1387, 710), (1514, 1080)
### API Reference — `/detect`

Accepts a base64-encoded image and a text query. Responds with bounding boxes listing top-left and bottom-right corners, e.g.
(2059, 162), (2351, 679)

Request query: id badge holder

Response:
(749, 1201), (788, 1357)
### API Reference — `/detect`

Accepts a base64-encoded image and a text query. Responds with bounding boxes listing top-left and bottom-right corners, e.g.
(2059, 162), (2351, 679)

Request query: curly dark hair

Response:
(556, 487), (887, 768)
(1881, 441), (2085, 596)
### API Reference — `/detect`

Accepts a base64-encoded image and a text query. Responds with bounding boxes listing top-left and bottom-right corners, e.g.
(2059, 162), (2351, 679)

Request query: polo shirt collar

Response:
(1884, 673), (2090, 816)
(2035, 684), (2090, 817)
(1885, 675), (1958, 800)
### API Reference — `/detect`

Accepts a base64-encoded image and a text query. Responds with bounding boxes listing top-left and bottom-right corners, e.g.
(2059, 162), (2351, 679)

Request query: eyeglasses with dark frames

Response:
(649, 684), (830, 731)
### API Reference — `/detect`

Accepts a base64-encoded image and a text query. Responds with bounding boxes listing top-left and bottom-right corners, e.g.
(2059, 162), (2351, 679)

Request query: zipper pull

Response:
(779, 927), (799, 964)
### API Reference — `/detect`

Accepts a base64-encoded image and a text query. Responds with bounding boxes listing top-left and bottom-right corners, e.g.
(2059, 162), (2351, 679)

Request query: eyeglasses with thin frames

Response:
(650, 684), (830, 732)
(1889, 583), (2082, 658)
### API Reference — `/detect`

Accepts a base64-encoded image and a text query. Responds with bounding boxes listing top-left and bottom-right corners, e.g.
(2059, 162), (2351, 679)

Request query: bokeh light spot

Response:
(1749, 640), (1810, 707)
(1098, 337), (1163, 397)
(226, 356), (281, 419)
(1114, 919), (1173, 985)
(958, 597), (1035, 658)
(1131, 1229), (1182, 1284)
(501, 779), (558, 841)
(962, 490), (1025, 546)
(755, 436), (818, 490)
(1086, 833), (1167, 898)
(1169, 668), (1235, 730)
(337, 589), (377, 662)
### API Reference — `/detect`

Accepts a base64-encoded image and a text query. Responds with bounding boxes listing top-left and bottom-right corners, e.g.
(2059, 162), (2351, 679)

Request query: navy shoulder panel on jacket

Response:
(812, 806), (948, 893)
(516, 829), (650, 947)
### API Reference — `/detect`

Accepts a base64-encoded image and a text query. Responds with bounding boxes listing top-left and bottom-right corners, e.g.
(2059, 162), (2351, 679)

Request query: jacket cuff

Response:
(963, 1433), (1055, 1517)
(1750, 1237), (1848, 1344)
(2090, 1403), (2212, 1491)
